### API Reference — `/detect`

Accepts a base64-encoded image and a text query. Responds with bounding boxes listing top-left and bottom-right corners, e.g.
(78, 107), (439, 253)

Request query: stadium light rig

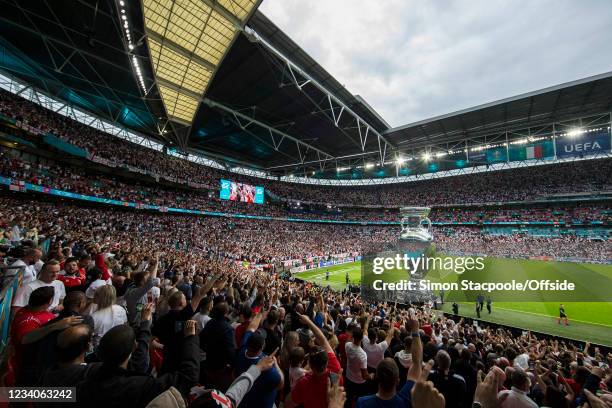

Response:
(117, 0), (147, 95)
(567, 128), (585, 138)
(422, 152), (432, 162)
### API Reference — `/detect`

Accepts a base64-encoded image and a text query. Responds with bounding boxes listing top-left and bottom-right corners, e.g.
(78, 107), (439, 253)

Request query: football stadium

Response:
(0, 1), (610, 407)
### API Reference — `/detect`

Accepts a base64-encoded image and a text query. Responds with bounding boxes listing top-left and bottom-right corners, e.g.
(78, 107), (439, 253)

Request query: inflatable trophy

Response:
(395, 206), (435, 303)
(398, 206), (433, 260)
(361, 206), (436, 304)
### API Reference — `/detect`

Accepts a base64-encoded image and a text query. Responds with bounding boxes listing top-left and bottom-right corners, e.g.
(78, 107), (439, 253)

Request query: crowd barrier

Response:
(0, 265), (24, 355)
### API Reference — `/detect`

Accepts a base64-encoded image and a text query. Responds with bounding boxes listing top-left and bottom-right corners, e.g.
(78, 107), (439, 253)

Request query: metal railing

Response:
(0, 265), (25, 354)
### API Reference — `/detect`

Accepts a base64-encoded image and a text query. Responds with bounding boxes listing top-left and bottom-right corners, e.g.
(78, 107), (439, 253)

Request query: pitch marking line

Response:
(454, 303), (612, 328)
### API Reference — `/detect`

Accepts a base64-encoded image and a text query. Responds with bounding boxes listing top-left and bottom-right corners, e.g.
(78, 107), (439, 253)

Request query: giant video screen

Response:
(219, 179), (264, 204)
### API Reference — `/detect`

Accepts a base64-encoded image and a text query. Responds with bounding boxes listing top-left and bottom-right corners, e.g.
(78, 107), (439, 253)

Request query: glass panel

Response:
(142, 0), (246, 125)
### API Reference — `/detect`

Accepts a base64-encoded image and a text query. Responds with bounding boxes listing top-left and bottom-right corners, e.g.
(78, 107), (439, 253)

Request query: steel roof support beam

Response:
(199, 0), (243, 28)
(15, 85), (31, 96)
(393, 108), (612, 150)
(357, 119), (369, 151)
(0, 11), (161, 135)
(244, 26), (396, 151)
(274, 58), (387, 163)
(267, 149), (385, 170)
(266, 110), (612, 172)
(269, 130), (285, 151)
(0, 70), (168, 149)
(0, 16), (136, 76)
(290, 75), (362, 150)
(202, 97), (335, 160)
(220, 113), (298, 163)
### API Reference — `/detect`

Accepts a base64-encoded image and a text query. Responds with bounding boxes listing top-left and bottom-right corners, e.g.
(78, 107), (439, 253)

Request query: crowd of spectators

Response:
(436, 228), (611, 263)
(2, 68), (612, 408)
(2, 196), (609, 267)
(1, 196), (611, 407)
(2, 89), (612, 210)
(0, 89), (222, 189)
(266, 158), (612, 207)
(1, 148), (611, 226)
(430, 207), (612, 225)
(0, 197), (396, 264)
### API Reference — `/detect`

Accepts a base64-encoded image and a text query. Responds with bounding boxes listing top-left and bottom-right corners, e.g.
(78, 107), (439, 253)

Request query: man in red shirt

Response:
(93, 246), (112, 281)
(234, 303), (253, 347)
(10, 286), (56, 384)
(58, 257), (86, 292)
(421, 321), (433, 337)
(290, 313), (343, 408)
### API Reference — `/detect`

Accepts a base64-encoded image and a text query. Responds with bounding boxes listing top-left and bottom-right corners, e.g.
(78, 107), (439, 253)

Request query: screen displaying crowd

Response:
(220, 179), (264, 204)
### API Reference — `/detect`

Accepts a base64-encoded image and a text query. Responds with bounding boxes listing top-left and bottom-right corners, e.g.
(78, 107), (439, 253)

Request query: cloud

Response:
(259, 0), (612, 128)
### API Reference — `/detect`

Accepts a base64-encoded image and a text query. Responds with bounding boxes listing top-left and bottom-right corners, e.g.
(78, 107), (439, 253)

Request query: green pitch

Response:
(296, 259), (612, 346)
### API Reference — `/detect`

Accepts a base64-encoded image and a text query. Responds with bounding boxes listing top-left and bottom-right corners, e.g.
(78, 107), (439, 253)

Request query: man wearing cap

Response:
(234, 310), (283, 408)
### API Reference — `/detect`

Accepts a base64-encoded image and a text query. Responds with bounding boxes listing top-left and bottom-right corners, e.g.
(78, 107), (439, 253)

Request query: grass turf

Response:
(296, 259), (612, 346)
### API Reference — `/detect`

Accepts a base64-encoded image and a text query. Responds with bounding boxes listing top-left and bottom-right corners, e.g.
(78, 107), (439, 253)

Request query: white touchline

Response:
(456, 303), (612, 327)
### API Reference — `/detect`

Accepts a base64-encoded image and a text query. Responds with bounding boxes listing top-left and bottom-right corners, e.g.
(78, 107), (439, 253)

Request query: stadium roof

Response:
(141, 0), (260, 124)
(0, 1), (611, 179)
(0, 1), (392, 172)
(384, 71), (612, 151)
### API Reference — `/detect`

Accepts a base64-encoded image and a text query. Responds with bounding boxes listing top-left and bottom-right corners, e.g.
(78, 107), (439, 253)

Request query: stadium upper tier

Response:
(2, 90), (612, 211)
(2, 0), (612, 178)
(2, 146), (611, 228)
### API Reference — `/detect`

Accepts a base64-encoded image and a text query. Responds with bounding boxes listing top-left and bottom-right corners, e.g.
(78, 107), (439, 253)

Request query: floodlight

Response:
(567, 128), (584, 137)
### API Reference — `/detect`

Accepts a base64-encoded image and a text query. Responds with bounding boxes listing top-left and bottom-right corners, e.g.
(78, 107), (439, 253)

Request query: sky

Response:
(259, 0), (612, 128)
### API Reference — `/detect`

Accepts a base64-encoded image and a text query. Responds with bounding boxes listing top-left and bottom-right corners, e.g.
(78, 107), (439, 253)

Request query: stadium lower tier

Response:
(1, 192), (611, 408)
